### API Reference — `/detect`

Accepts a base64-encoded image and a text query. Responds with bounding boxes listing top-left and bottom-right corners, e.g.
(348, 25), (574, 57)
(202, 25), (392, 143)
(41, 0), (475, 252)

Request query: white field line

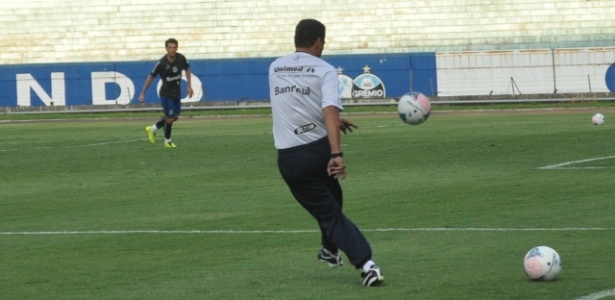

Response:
(1, 227), (614, 235)
(538, 155), (615, 170)
(573, 288), (615, 300)
(0, 139), (142, 152)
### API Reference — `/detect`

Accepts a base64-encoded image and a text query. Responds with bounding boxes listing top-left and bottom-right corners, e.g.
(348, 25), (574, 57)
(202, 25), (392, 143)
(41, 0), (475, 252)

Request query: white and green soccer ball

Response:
(523, 246), (562, 281)
(592, 113), (605, 125)
(397, 92), (432, 125)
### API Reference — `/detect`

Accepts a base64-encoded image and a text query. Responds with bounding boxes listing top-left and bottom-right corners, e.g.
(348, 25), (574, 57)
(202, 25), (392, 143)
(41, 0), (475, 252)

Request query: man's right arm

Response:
(324, 105), (346, 179)
(138, 75), (154, 103)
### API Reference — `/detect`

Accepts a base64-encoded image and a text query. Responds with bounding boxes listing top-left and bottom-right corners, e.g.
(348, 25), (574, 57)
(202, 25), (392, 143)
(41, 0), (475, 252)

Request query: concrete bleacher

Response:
(2, 0), (615, 64)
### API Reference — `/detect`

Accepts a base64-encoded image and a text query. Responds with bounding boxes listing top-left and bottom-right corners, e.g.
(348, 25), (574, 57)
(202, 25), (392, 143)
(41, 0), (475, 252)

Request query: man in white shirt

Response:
(269, 19), (384, 287)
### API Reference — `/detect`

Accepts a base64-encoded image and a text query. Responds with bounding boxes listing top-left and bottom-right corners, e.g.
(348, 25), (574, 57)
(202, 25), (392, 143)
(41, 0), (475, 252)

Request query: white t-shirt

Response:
(269, 52), (343, 150)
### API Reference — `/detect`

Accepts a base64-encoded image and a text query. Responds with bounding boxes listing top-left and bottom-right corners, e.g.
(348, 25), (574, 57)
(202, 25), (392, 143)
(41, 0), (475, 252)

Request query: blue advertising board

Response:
(0, 53), (437, 107)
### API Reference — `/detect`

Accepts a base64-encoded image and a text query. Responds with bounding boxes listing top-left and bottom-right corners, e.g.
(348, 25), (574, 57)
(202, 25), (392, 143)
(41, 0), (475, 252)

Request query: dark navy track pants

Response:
(277, 137), (372, 268)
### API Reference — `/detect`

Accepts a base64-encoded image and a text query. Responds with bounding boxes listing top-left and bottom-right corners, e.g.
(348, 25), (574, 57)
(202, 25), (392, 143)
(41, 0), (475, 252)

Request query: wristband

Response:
(330, 152), (344, 158)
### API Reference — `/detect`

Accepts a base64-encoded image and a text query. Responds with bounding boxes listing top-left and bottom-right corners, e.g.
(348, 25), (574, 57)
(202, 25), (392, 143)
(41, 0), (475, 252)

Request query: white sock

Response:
(150, 124), (158, 133)
(323, 248), (337, 255)
(165, 138), (172, 143)
(362, 260), (376, 273)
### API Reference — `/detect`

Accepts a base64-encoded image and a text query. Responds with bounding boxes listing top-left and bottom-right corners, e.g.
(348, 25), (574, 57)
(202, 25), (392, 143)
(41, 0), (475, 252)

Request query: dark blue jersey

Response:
(150, 53), (190, 100)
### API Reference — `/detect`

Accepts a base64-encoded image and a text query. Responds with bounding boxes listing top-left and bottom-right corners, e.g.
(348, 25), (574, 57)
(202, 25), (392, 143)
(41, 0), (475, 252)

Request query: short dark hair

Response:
(165, 38), (178, 47)
(294, 19), (325, 48)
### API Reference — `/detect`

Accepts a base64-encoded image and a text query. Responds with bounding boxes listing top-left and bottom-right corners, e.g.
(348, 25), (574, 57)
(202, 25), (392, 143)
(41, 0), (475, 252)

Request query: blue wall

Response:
(0, 53), (437, 107)
(606, 63), (615, 93)
(326, 53), (438, 98)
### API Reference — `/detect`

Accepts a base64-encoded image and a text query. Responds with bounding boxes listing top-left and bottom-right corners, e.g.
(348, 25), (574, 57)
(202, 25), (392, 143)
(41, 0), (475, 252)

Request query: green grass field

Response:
(1, 108), (614, 299)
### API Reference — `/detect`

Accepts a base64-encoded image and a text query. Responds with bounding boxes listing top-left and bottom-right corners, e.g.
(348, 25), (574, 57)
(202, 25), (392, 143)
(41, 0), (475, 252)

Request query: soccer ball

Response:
(397, 92), (431, 125)
(523, 246), (562, 281)
(592, 113), (605, 125)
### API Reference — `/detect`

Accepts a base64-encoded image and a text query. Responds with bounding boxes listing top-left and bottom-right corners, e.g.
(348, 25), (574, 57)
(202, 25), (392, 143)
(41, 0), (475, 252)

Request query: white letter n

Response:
(16, 73), (66, 106)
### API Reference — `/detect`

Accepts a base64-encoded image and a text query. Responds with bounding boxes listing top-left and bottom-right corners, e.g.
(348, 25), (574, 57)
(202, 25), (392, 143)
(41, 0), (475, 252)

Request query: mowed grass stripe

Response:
(2, 227), (615, 235)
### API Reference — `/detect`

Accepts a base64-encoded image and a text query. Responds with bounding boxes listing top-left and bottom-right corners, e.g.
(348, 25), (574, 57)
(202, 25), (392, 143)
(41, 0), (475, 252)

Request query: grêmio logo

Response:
(337, 65), (386, 99)
(274, 85), (311, 96)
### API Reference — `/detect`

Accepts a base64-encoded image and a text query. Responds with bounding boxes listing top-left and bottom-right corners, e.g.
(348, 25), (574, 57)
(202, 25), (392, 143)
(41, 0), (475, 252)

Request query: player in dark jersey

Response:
(139, 38), (194, 148)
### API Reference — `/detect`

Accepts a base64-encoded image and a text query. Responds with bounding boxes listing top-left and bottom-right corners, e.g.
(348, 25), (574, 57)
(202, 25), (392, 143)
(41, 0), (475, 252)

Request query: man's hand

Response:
(187, 86), (194, 98)
(327, 157), (347, 180)
(340, 118), (358, 135)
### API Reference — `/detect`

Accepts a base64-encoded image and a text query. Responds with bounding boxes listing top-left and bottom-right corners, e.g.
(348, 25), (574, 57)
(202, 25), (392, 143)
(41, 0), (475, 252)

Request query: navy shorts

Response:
(160, 97), (181, 118)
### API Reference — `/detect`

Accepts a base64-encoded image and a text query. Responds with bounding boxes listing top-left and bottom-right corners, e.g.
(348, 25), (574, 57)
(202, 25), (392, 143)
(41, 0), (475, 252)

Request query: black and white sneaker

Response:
(317, 248), (343, 267)
(361, 265), (384, 287)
